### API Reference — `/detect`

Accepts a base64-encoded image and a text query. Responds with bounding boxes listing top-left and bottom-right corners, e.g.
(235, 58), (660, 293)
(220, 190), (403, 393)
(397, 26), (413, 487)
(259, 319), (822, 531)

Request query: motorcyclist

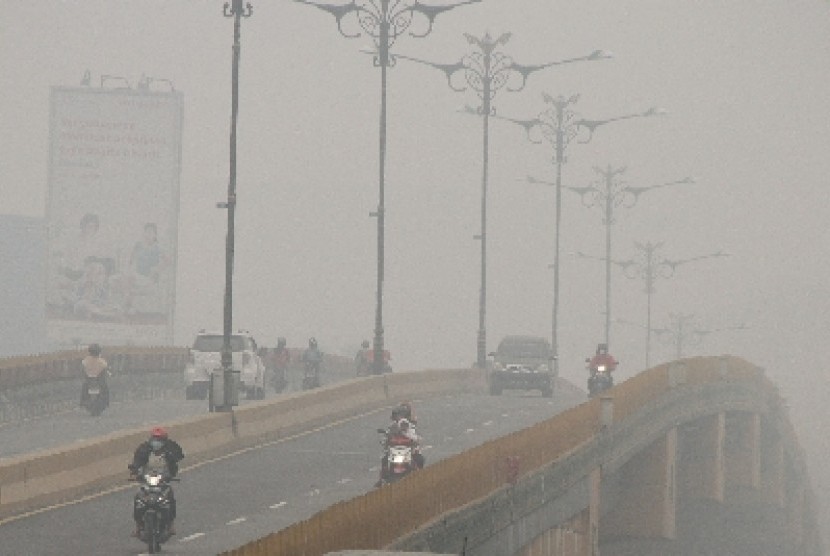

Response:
(586, 343), (618, 376)
(266, 337), (290, 391)
(586, 343), (618, 395)
(377, 416), (425, 485)
(128, 427), (185, 537)
(80, 343), (110, 409)
(354, 340), (371, 376)
(301, 337), (323, 380)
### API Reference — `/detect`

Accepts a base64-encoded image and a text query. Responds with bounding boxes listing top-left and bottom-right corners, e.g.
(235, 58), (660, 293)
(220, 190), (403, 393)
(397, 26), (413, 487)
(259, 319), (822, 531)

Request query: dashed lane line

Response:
(179, 532), (205, 542)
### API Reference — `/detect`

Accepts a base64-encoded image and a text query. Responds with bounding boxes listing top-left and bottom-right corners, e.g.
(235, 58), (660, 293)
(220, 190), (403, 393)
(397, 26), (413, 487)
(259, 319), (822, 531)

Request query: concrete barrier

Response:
(0, 367), (481, 520)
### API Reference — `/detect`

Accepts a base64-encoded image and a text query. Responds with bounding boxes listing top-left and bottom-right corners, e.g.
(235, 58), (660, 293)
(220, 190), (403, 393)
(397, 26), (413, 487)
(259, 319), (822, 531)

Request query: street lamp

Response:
(653, 312), (747, 360)
(508, 95), (663, 376)
(216, 0), (253, 412)
(564, 165), (692, 349)
(297, 0), (480, 374)
(607, 241), (729, 369)
(396, 33), (609, 368)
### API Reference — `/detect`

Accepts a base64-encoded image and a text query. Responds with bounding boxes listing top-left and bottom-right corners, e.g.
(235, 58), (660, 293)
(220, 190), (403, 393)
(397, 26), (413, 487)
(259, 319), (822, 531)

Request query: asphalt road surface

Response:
(0, 389), (584, 555)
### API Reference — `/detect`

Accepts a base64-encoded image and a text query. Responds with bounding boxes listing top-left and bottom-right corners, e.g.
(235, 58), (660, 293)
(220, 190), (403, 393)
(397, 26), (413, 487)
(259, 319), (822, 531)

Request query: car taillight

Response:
(243, 353), (250, 366)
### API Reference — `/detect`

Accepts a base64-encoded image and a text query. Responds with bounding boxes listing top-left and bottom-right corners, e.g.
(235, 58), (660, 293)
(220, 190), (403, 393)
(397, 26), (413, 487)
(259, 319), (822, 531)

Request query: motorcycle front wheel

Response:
(144, 512), (157, 554)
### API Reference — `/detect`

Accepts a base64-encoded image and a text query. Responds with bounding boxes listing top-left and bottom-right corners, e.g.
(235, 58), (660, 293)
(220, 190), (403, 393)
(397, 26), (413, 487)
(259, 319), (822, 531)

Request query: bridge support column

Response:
(517, 468), (601, 556)
(724, 411), (761, 496)
(761, 416), (785, 508)
(601, 428), (677, 540)
(678, 412), (724, 503)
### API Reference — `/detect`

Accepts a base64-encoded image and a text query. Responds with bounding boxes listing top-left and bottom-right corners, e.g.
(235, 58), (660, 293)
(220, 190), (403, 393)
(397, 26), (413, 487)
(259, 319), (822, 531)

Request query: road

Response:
(0, 369), (336, 459)
(0, 388), (584, 555)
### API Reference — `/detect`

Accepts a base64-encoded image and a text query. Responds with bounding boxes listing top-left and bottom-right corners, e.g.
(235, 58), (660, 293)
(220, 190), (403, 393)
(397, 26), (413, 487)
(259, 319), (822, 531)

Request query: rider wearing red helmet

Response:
(128, 427), (184, 537)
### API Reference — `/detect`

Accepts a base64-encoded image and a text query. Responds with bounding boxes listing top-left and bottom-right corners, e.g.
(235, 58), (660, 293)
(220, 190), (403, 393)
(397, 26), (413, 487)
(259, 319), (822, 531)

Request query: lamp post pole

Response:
(398, 35), (607, 368)
(297, 0), (480, 374)
(218, 0), (253, 411)
(566, 166), (693, 349)
(614, 242), (729, 369)
(513, 100), (663, 376)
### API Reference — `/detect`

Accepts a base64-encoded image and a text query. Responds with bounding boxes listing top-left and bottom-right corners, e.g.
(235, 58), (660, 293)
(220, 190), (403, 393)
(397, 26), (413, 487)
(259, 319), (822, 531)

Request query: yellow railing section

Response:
(221, 356), (772, 556)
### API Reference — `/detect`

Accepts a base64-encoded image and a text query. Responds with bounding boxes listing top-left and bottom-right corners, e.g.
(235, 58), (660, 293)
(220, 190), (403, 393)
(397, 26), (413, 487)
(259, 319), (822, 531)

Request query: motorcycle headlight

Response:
(597, 365), (606, 372)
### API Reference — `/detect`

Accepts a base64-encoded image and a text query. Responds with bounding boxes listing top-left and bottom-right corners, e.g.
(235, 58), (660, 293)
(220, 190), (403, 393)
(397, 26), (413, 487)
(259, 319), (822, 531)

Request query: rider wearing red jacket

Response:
(587, 343), (618, 375)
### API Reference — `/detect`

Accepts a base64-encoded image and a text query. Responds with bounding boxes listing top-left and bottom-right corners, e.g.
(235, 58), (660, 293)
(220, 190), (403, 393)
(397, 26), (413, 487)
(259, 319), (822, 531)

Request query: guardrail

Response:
(218, 356), (821, 556)
(0, 365), (485, 520)
(0, 346), (188, 390)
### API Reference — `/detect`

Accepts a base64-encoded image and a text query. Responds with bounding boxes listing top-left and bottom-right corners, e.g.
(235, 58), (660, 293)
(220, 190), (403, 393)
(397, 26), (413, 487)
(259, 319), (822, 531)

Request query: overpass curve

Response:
(224, 356), (823, 556)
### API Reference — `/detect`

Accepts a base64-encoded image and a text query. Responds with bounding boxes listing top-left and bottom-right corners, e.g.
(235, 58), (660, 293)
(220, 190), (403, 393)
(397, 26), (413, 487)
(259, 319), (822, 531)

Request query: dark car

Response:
(488, 335), (554, 397)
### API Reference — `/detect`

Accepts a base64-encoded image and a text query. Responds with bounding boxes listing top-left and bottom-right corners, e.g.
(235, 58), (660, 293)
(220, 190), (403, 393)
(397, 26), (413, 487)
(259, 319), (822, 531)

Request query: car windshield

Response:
(498, 339), (550, 359)
(193, 335), (246, 352)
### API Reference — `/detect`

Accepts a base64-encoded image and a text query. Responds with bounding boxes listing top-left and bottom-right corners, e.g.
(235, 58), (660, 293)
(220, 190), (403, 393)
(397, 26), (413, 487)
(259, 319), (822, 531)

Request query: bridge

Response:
(0, 350), (822, 555)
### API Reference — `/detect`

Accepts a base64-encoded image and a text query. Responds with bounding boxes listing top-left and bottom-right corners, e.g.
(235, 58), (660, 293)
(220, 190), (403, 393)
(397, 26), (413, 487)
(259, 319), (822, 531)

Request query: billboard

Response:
(45, 86), (183, 348)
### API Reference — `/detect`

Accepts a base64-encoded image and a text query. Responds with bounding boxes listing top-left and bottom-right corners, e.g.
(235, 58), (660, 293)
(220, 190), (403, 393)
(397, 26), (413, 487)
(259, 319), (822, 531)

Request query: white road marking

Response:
(269, 501), (287, 509)
(465, 428), (475, 433)
(179, 532), (205, 542)
(227, 517), (246, 525)
(337, 477), (352, 484)
(483, 420), (493, 426)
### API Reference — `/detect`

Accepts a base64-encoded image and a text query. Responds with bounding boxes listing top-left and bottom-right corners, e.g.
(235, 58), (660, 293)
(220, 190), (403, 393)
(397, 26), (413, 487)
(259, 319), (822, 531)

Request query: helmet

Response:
(361, 340), (370, 349)
(391, 403), (411, 421)
(277, 337), (286, 347)
(309, 337), (317, 348)
(150, 426), (168, 440)
(88, 343), (101, 356)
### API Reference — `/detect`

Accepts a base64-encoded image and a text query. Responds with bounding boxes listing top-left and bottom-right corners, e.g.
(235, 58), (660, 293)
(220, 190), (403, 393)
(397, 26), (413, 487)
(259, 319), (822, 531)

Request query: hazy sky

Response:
(2, 0), (830, 533)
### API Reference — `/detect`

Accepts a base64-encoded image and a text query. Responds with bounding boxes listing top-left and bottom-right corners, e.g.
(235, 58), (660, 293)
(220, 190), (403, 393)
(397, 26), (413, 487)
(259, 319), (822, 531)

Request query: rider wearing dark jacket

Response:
(128, 427), (184, 536)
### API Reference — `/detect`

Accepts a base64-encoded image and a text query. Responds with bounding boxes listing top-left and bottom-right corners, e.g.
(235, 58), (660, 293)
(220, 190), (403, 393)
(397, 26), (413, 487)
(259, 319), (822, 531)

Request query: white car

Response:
(184, 330), (266, 400)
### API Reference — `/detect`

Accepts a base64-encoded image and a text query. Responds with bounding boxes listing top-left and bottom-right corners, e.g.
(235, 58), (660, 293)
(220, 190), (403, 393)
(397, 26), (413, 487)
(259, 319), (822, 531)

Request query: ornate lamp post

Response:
(509, 97), (663, 376)
(563, 165), (693, 349)
(297, 0), (480, 374)
(611, 241), (729, 369)
(217, 0), (253, 412)
(653, 312), (747, 360)
(397, 33), (608, 367)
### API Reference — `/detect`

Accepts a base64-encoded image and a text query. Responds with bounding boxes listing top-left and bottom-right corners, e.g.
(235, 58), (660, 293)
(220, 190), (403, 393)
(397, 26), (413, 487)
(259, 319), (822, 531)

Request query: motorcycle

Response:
(376, 427), (419, 485)
(302, 361), (321, 390)
(587, 364), (614, 397)
(82, 376), (108, 416)
(131, 470), (177, 554)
